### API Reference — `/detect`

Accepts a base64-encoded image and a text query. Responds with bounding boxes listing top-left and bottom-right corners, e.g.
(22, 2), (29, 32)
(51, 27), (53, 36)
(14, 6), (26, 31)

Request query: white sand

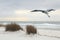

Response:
(0, 27), (60, 40)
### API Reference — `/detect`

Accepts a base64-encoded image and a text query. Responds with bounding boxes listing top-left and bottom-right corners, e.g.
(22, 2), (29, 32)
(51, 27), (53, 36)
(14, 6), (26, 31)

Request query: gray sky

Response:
(0, 0), (60, 21)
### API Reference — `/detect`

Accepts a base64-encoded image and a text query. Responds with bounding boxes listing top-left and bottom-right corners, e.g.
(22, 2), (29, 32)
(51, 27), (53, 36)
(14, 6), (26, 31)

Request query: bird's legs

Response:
(46, 14), (50, 18)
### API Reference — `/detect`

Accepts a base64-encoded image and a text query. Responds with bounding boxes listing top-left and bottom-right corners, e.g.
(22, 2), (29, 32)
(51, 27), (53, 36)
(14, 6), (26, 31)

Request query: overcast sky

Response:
(0, 0), (60, 21)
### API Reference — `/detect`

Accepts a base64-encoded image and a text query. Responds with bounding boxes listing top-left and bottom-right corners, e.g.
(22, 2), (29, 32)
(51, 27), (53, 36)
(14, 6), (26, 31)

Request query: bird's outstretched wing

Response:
(31, 10), (45, 12)
(47, 9), (55, 12)
(31, 10), (39, 12)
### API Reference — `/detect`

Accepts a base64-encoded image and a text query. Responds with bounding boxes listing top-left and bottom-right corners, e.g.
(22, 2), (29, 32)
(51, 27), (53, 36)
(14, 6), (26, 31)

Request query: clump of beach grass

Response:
(26, 25), (37, 35)
(5, 23), (23, 32)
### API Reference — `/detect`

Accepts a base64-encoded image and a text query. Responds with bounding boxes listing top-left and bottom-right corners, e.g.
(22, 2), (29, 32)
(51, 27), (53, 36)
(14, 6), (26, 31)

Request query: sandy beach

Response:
(0, 27), (60, 40)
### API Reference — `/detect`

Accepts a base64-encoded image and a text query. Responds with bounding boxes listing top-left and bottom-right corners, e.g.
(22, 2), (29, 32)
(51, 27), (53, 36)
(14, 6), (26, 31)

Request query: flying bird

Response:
(31, 9), (55, 18)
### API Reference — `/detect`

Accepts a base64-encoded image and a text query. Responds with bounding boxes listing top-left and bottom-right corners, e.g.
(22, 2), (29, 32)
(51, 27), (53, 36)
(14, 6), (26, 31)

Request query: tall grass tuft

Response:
(5, 23), (23, 32)
(26, 25), (37, 34)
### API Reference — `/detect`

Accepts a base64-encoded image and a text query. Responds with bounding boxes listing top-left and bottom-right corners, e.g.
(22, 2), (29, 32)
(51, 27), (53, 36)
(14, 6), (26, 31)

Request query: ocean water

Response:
(0, 21), (60, 30)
